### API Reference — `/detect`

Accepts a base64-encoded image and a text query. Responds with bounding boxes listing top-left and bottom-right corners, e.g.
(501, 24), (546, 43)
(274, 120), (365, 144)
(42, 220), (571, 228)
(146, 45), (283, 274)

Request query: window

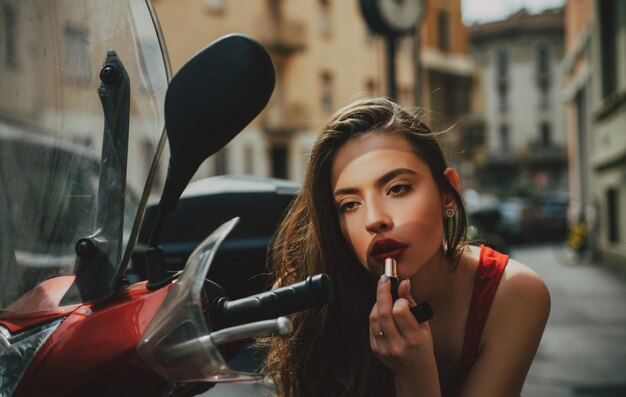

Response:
(2, 3), (17, 68)
(607, 188), (619, 243)
(536, 45), (551, 108)
(500, 125), (510, 153)
(214, 148), (228, 175)
(399, 86), (412, 107)
(537, 45), (549, 75)
(63, 25), (91, 84)
(268, 0), (280, 20)
(540, 122), (551, 147)
(365, 78), (377, 96)
(538, 79), (550, 108)
(497, 81), (507, 111)
(438, 10), (450, 52)
(318, 0), (332, 35)
(599, 0), (617, 98)
(244, 145), (254, 174)
(496, 49), (508, 77)
(270, 144), (288, 179)
(321, 71), (334, 112)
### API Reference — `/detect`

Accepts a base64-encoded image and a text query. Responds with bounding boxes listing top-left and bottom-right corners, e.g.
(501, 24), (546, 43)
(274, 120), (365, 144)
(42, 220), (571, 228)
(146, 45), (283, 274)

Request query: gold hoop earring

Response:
(445, 208), (455, 218)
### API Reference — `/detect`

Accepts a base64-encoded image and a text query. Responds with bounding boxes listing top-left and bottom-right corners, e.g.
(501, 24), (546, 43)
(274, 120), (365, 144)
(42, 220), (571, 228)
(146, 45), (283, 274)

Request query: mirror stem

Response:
(148, 210), (166, 247)
(147, 161), (195, 247)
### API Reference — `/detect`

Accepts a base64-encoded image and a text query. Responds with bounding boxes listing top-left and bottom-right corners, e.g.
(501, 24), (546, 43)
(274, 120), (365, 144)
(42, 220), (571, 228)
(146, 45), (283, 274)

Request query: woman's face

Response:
(330, 132), (455, 278)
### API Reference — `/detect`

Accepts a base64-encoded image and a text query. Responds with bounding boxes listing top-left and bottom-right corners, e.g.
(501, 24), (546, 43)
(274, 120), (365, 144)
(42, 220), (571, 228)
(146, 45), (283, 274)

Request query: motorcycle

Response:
(0, 1), (333, 396)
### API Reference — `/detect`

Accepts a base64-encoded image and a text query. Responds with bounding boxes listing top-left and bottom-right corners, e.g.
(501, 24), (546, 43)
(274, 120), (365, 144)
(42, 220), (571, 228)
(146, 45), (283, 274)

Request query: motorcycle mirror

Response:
(150, 34), (275, 247)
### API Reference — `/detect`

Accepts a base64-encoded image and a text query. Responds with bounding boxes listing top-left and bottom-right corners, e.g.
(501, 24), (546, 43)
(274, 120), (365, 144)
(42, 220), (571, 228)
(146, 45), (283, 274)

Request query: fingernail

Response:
(379, 274), (388, 283)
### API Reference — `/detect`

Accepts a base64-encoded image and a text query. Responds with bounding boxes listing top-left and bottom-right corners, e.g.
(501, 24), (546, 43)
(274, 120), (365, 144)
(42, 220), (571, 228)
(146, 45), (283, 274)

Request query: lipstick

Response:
(383, 257), (434, 324)
(385, 257), (400, 302)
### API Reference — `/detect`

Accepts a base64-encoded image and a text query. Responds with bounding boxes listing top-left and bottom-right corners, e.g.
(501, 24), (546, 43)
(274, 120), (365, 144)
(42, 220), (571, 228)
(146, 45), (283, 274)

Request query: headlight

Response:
(0, 319), (62, 397)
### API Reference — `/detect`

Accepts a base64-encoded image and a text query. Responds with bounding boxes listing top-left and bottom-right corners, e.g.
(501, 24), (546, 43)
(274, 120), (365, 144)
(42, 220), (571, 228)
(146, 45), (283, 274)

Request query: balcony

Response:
(528, 142), (567, 167)
(255, 17), (306, 54)
(484, 151), (520, 168)
(262, 102), (308, 135)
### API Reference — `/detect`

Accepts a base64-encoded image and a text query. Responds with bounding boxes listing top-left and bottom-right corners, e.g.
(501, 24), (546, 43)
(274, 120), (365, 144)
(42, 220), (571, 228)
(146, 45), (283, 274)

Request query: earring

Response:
(445, 208), (455, 218)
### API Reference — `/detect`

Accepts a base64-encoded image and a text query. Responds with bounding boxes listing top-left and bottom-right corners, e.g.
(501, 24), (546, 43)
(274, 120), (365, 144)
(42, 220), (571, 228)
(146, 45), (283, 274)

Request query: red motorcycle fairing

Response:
(0, 276), (79, 333)
(12, 281), (172, 397)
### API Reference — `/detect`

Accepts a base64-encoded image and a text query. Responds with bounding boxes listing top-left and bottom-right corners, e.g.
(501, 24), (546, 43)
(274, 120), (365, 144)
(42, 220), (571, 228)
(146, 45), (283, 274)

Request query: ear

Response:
(443, 167), (460, 192)
(442, 167), (461, 209)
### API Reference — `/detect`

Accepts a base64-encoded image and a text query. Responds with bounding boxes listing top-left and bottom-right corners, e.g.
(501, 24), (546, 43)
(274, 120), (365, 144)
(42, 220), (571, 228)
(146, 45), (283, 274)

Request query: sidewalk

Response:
(513, 245), (626, 397)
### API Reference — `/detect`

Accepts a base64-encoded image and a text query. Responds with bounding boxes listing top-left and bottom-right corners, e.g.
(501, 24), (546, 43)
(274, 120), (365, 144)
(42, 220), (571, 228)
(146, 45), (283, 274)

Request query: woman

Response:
(263, 98), (550, 396)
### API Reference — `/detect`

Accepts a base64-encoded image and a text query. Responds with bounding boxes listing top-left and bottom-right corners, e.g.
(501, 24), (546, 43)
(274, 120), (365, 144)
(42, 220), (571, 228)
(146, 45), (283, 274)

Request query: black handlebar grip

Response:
(211, 273), (334, 330)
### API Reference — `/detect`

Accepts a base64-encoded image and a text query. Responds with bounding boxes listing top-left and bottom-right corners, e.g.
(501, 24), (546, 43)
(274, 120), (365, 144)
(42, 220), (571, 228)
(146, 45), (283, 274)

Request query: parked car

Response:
(468, 206), (510, 254)
(464, 189), (510, 253)
(134, 175), (299, 300)
(537, 194), (569, 241)
(498, 198), (544, 244)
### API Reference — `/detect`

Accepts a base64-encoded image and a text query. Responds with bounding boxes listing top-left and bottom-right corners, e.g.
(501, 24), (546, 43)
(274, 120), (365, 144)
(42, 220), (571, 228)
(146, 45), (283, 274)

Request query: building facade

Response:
(562, 0), (595, 244)
(589, 0), (626, 267)
(469, 9), (567, 197)
(0, 0), (168, 194)
(151, 0), (473, 184)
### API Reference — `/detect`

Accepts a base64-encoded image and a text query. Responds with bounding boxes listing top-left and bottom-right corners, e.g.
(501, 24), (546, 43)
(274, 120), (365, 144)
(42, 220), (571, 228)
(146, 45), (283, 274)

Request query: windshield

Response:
(0, 0), (168, 313)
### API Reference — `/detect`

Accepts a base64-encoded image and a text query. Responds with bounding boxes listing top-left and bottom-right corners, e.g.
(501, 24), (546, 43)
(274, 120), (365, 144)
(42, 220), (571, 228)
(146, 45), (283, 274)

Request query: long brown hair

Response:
(262, 98), (467, 396)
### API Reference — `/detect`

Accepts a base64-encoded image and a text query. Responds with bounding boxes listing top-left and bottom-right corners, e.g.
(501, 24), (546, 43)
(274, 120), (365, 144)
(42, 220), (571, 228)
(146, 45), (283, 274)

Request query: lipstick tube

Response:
(383, 257), (434, 324)
(384, 257), (400, 302)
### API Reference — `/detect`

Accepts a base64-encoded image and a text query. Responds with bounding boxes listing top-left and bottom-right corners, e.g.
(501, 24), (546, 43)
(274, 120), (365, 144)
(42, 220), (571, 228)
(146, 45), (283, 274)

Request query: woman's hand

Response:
(369, 275), (441, 396)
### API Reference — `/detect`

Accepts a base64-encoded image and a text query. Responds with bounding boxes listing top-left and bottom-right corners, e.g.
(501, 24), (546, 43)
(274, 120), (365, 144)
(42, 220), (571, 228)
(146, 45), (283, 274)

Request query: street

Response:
(517, 245), (626, 397)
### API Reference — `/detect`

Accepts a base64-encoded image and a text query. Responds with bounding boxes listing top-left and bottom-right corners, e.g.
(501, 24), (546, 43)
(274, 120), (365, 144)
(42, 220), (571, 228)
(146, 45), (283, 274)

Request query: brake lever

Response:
(210, 316), (292, 346)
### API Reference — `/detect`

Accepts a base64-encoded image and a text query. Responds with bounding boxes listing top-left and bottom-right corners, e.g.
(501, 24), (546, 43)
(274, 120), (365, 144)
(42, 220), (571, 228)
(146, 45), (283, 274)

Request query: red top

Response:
(456, 245), (509, 395)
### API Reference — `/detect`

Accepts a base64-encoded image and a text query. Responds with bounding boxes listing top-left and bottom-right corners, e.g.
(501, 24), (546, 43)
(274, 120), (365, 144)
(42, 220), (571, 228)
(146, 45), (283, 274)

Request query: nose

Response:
(365, 202), (393, 234)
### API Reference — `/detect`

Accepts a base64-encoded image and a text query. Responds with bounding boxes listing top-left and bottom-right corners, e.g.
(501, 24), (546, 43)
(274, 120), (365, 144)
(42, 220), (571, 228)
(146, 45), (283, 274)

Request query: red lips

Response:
(370, 238), (408, 262)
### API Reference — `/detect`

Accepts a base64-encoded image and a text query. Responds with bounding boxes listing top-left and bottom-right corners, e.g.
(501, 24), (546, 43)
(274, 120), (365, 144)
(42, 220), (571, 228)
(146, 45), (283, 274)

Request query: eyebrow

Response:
(333, 167), (417, 197)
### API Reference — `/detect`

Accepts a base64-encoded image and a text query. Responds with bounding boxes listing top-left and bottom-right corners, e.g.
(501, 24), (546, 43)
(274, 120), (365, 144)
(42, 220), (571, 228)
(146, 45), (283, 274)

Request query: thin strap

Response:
(456, 245), (509, 394)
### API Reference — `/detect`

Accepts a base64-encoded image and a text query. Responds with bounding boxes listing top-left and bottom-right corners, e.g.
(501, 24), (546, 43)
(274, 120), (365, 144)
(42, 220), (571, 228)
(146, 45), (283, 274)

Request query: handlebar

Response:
(209, 273), (334, 330)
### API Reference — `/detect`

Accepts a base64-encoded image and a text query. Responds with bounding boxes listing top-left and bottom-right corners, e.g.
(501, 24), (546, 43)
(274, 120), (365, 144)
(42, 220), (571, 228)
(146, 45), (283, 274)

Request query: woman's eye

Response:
(339, 201), (359, 213)
(388, 184), (411, 196)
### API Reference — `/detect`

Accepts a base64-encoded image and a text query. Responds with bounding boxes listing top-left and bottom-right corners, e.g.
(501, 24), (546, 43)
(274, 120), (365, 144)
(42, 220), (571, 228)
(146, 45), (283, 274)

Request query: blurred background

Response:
(147, 1), (626, 394)
(148, 0), (623, 271)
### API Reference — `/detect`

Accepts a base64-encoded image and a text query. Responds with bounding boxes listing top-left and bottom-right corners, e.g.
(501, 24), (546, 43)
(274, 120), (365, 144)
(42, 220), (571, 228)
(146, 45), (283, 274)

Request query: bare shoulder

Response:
(459, 246), (550, 328)
(459, 256), (551, 395)
(484, 257), (551, 342)
(499, 258), (550, 308)
(451, 248), (553, 395)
